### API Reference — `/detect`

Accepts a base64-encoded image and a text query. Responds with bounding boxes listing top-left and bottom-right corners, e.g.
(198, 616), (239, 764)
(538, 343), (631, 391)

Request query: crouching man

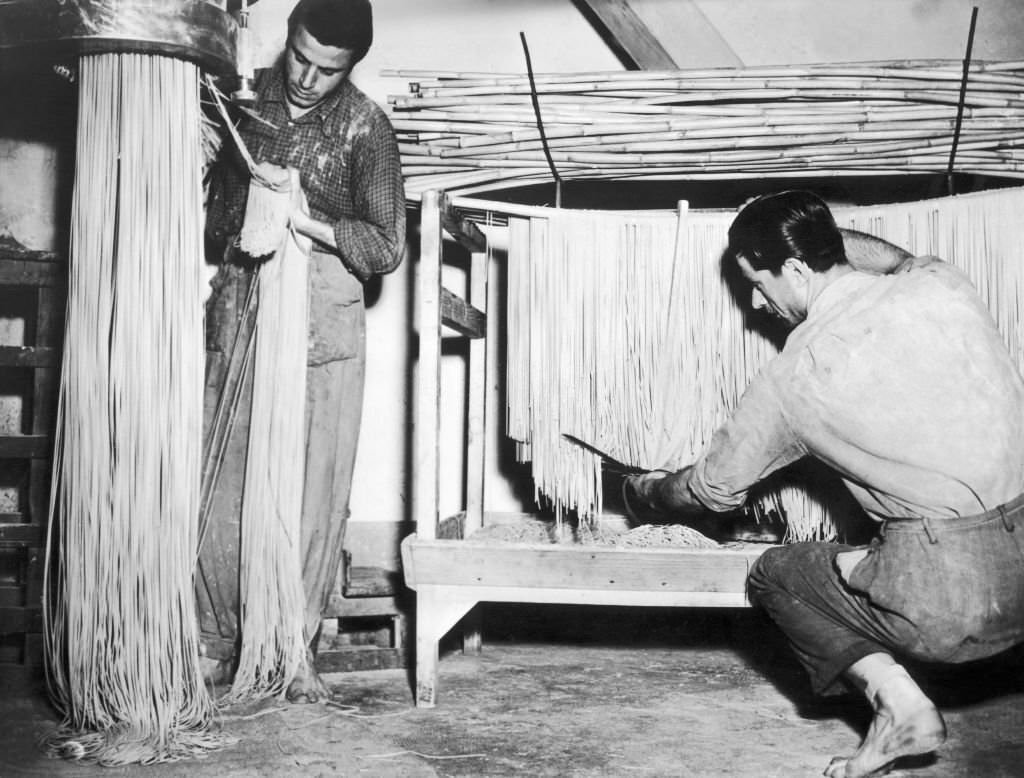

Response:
(627, 190), (1024, 777)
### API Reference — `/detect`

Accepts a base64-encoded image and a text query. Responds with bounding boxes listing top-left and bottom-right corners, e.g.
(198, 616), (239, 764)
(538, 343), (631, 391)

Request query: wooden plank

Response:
(575, 0), (677, 70)
(0, 513), (25, 524)
(0, 524), (43, 546)
(344, 565), (402, 598)
(21, 546), (42, 605)
(627, 0), (744, 68)
(441, 208), (487, 253)
(0, 606), (41, 634)
(325, 594), (403, 619)
(0, 587), (22, 608)
(0, 435), (50, 458)
(0, 259), (64, 287)
(440, 287), (486, 338)
(415, 190), (444, 541)
(403, 536), (765, 597)
(414, 582), (750, 612)
(315, 647), (407, 673)
(0, 585), (21, 610)
(0, 346), (60, 368)
(464, 249), (489, 535)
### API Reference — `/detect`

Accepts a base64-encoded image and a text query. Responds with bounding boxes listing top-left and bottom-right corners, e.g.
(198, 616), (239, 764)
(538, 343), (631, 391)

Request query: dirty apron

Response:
(747, 493), (1024, 696)
(196, 248), (365, 659)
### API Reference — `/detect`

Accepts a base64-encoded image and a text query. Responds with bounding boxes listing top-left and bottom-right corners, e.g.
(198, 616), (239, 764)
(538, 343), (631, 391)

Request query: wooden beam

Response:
(0, 435), (50, 459)
(0, 346), (60, 368)
(0, 524), (44, 546)
(440, 288), (486, 339)
(575, 0), (677, 70)
(415, 191), (444, 541)
(0, 606), (42, 633)
(0, 259), (64, 288)
(441, 209), (487, 254)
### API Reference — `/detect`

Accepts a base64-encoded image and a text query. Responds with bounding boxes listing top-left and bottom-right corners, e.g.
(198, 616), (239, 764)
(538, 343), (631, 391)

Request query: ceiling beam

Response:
(573, 0), (678, 70)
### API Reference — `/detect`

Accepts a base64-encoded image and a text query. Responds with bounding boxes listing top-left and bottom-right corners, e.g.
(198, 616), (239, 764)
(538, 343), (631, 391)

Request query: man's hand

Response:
(623, 470), (672, 513)
(623, 466), (705, 517)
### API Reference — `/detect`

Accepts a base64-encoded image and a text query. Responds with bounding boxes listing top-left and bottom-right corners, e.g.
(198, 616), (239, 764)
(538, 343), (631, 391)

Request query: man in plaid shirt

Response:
(201, 0), (406, 703)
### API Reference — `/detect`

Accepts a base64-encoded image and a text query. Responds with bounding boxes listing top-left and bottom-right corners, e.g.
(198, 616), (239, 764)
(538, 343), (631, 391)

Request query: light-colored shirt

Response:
(688, 257), (1024, 521)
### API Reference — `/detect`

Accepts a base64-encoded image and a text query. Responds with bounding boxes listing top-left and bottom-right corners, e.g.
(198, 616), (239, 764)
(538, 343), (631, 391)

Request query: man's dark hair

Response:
(728, 190), (847, 274)
(288, 0), (374, 64)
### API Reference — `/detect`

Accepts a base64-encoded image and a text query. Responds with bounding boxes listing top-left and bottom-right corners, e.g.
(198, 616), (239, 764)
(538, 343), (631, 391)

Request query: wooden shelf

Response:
(0, 524), (44, 546)
(0, 606), (41, 634)
(0, 435), (50, 458)
(0, 346), (60, 368)
(440, 288), (485, 338)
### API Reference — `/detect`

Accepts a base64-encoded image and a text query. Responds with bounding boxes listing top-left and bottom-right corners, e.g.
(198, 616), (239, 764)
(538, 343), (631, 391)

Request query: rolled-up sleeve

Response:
(688, 371), (806, 511)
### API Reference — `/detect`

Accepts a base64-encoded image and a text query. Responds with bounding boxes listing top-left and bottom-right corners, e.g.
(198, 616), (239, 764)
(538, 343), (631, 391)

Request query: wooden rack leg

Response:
(415, 586), (477, 708)
(461, 245), (488, 656)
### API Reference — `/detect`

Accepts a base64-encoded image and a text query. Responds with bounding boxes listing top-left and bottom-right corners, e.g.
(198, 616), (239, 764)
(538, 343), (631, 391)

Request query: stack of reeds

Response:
(385, 60), (1024, 197)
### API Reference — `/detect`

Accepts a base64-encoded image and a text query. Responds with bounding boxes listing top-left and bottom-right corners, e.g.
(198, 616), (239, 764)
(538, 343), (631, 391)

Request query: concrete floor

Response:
(3, 605), (1024, 777)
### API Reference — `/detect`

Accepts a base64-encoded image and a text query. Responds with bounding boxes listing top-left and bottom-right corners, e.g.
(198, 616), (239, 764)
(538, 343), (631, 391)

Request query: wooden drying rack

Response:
(401, 191), (768, 708)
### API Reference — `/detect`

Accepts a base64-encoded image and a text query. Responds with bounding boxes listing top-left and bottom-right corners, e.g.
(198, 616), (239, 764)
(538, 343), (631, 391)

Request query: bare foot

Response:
(285, 649), (331, 704)
(824, 697), (946, 777)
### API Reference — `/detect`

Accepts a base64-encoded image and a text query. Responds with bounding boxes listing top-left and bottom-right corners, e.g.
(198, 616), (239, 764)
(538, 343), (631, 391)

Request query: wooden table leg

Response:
(415, 586), (476, 707)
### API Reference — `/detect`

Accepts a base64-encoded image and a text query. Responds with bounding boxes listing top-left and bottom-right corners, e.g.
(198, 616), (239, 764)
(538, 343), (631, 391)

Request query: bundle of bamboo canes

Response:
(386, 60), (1024, 197)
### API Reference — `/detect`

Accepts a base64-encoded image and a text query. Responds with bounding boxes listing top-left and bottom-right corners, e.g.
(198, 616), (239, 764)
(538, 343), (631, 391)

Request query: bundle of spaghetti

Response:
(387, 60), (1024, 196)
(41, 53), (219, 764)
(506, 208), (687, 521)
(236, 169), (292, 256)
(218, 178), (311, 703)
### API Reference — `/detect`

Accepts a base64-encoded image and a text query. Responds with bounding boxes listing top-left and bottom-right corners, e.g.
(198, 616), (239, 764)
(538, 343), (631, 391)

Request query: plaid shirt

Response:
(207, 65), (406, 282)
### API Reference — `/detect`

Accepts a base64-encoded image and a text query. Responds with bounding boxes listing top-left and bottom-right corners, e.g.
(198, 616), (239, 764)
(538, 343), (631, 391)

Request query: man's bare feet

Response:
(285, 648), (331, 704)
(824, 678), (947, 777)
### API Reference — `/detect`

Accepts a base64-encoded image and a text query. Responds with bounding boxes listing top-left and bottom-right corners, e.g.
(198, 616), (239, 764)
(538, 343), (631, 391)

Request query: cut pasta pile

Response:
(42, 52), (218, 765)
(500, 186), (1024, 542)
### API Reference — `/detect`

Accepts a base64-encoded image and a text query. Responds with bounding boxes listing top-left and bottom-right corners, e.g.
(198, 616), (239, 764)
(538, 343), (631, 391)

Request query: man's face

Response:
(735, 253), (808, 328)
(284, 24), (355, 111)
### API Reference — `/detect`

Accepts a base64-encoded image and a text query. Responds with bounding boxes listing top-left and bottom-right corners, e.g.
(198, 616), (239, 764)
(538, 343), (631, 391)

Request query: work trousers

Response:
(196, 255), (365, 659)
(748, 493), (1024, 696)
